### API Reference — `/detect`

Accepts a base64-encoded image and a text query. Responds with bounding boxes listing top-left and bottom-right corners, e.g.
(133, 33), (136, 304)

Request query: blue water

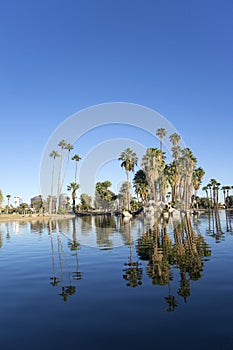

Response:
(0, 211), (233, 350)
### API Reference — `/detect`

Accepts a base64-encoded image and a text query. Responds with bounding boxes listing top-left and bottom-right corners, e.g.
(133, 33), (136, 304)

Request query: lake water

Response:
(1, 210), (233, 350)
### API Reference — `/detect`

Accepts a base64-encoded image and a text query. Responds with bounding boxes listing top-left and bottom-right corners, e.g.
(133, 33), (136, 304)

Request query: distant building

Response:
(59, 193), (70, 210)
(31, 196), (43, 212)
(14, 196), (23, 208)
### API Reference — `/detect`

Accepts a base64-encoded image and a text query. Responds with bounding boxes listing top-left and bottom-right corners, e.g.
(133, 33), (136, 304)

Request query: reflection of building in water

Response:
(12, 221), (22, 234)
(14, 196), (23, 208)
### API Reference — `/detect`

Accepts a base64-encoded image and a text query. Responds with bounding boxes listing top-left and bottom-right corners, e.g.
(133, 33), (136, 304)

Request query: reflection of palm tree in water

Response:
(123, 220), (142, 288)
(48, 220), (82, 301)
(137, 215), (211, 310)
(69, 218), (82, 281)
(95, 216), (116, 248)
(49, 220), (60, 288)
(225, 210), (233, 232)
(206, 210), (223, 241)
(56, 222), (75, 302)
(164, 283), (178, 312)
(146, 226), (171, 286)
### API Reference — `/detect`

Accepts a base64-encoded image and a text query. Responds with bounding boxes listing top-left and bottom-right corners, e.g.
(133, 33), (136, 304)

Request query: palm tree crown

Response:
(118, 148), (138, 175)
(119, 148), (138, 210)
(72, 154), (82, 183)
(156, 128), (167, 151)
(169, 133), (181, 146)
(67, 182), (80, 212)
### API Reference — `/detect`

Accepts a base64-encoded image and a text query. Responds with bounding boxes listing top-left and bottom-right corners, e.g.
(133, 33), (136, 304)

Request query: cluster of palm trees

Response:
(118, 128), (205, 211)
(95, 181), (117, 210)
(202, 181), (233, 209)
(49, 140), (81, 213)
(48, 128), (205, 214)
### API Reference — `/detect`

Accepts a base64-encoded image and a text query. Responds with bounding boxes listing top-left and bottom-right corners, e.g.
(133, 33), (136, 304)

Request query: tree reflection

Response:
(206, 209), (223, 242)
(48, 219), (82, 302)
(225, 210), (233, 233)
(122, 220), (142, 287)
(136, 213), (211, 310)
(165, 283), (178, 312)
(95, 216), (116, 248)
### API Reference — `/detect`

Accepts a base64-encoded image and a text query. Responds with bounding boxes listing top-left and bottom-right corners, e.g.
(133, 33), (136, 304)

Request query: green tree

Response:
(67, 182), (80, 212)
(6, 194), (11, 214)
(18, 203), (30, 215)
(165, 162), (180, 203)
(209, 179), (221, 209)
(142, 148), (166, 202)
(178, 148), (197, 209)
(133, 170), (149, 203)
(95, 181), (116, 210)
(156, 128), (167, 152)
(72, 154), (81, 183)
(169, 132), (181, 147)
(118, 182), (131, 210)
(0, 189), (3, 207)
(193, 167), (205, 196)
(80, 193), (92, 211)
(202, 186), (209, 199)
(118, 148), (138, 210)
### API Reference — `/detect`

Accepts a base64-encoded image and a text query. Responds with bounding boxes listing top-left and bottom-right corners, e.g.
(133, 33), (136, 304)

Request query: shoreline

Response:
(0, 213), (76, 222)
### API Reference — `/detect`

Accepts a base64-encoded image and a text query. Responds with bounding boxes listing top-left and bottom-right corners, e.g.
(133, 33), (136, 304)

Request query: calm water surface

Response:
(1, 211), (233, 350)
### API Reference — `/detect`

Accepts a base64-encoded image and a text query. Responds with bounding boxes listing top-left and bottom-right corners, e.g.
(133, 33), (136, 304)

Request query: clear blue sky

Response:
(0, 0), (233, 204)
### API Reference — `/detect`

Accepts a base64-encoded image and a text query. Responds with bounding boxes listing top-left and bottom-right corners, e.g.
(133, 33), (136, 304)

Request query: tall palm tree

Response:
(156, 128), (167, 152)
(142, 148), (165, 202)
(56, 139), (68, 212)
(49, 150), (60, 214)
(193, 167), (205, 196)
(165, 162), (179, 203)
(221, 186), (227, 207)
(6, 194), (11, 214)
(60, 143), (74, 193)
(207, 183), (213, 208)
(209, 179), (221, 209)
(67, 182), (79, 212)
(202, 186), (209, 199)
(171, 145), (181, 161)
(72, 154), (81, 183)
(179, 148), (197, 210)
(169, 133), (181, 147)
(225, 186), (231, 198)
(119, 148), (138, 210)
(133, 170), (149, 203)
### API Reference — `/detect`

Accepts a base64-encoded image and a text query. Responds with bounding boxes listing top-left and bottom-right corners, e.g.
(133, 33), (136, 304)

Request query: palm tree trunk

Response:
(72, 191), (76, 213)
(126, 170), (131, 211)
(60, 151), (71, 196)
(74, 161), (78, 183)
(49, 159), (56, 214)
(56, 149), (65, 212)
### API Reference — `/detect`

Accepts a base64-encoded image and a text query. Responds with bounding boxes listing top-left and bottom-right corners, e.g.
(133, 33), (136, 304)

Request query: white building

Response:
(14, 196), (23, 208)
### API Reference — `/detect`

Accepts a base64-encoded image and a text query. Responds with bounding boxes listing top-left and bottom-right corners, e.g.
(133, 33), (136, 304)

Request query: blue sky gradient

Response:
(0, 0), (233, 203)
